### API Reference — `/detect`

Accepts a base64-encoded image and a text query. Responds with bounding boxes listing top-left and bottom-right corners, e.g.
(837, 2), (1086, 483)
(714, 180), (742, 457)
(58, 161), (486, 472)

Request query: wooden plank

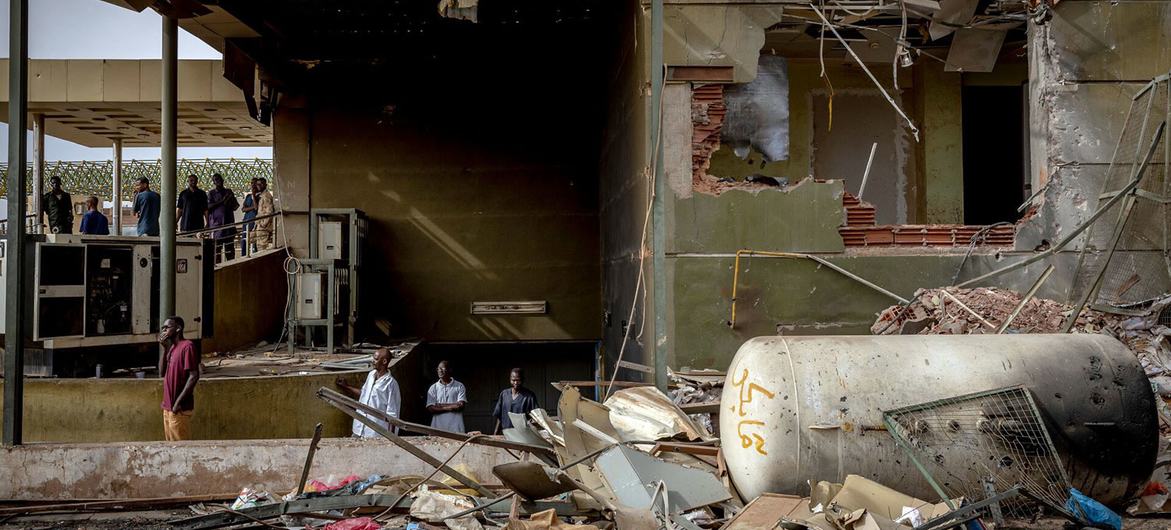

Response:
(720, 493), (806, 530)
(679, 401), (721, 414)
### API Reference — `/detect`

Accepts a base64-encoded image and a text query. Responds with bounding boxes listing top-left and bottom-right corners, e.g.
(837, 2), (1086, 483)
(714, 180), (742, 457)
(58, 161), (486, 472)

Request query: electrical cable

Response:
(809, 2), (921, 141)
(604, 63), (667, 401)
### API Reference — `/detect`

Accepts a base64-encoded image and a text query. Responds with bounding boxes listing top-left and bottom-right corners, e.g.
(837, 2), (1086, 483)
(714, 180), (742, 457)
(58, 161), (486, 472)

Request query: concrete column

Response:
(650, 0), (668, 392)
(112, 139), (122, 235)
(159, 15), (178, 322)
(31, 113), (43, 234)
(4, 0), (29, 446)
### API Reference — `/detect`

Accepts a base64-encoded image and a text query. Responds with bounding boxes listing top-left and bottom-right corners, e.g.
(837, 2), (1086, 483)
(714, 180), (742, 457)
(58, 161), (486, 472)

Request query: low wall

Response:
(0, 437), (512, 500)
(204, 250), (288, 354)
(0, 372), (358, 442)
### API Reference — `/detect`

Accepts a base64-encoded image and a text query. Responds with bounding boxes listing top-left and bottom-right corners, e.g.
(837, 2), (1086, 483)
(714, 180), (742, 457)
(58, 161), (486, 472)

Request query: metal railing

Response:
(178, 211), (286, 265)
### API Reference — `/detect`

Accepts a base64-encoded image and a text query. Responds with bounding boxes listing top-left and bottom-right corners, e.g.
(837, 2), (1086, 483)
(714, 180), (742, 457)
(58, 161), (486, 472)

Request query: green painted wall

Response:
(914, 62), (965, 223)
(0, 372), (356, 442)
(667, 253), (968, 369)
(668, 179), (846, 253)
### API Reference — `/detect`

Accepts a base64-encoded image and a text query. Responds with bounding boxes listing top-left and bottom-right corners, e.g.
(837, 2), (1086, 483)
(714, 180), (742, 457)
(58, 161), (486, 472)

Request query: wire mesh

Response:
(0, 158), (274, 203)
(1075, 76), (1171, 307)
(883, 386), (1073, 516)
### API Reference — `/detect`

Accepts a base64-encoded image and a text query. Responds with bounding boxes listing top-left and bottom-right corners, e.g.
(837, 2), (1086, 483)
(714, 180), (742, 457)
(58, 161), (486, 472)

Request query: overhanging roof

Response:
(0, 59), (269, 148)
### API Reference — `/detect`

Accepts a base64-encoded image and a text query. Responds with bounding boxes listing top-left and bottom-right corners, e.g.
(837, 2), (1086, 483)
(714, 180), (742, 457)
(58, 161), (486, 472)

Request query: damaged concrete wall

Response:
(662, 4), (784, 83)
(696, 60), (952, 226)
(599, 0), (653, 376)
(1020, 0), (1171, 251)
(0, 438), (514, 500)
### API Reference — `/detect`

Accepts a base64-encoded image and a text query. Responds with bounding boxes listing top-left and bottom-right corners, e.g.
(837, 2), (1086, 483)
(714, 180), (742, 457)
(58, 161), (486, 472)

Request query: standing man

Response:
(335, 348), (401, 438)
(252, 177), (275, 250)
(176, 174), (209, 233)
(426, 360), (467, 433)
(240, 178), (259, 255)
(491, 368), (538, 434)
(159, 316), (200, 441)
(133, 177), (161, 236)
(79, 196), (110, 235)
(206, 173), (239, 261)
(43, 176), (74, 234)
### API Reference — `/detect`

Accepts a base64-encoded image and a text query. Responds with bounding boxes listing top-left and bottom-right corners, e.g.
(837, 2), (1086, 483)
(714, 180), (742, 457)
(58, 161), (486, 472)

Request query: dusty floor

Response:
(3, 514), (1171, 530)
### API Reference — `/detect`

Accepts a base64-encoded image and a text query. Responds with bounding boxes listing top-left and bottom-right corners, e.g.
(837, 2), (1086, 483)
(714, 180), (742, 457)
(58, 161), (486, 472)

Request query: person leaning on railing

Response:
(252, 177), (275, 250)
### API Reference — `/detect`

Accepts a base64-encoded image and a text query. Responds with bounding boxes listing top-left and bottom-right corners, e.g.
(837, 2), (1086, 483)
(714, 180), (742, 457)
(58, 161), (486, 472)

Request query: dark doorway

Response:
(406, 341), (596, 433)
(962, 84), (1027, 225)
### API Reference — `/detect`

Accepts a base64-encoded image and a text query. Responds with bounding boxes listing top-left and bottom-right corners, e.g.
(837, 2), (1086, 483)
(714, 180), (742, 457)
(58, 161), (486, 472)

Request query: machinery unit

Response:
(719, 334), (1157, 507)
(288, 258), (345, 354)
(290, 208), (365, 353)
(0, 234), (214, 376)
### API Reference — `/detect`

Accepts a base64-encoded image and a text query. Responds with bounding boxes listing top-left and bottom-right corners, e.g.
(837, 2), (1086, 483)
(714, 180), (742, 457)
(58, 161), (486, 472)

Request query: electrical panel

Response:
(296, 272), (324, 319)
(318, 221), (344, 260)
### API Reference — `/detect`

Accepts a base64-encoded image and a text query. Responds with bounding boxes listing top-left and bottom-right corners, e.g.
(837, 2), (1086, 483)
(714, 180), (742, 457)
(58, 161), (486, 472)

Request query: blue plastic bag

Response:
(1065, 488), (1121, 530)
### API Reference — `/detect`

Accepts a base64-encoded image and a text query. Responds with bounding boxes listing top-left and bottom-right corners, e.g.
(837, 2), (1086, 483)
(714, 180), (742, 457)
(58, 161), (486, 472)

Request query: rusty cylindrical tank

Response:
(719, 334), (1157, 505)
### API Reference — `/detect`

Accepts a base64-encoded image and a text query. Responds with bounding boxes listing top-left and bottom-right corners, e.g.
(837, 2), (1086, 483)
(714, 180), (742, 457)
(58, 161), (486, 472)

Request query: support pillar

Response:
(650, 0), (668, 392)
(31, 112), (43, 234)
(112, 139), (122, 235)
(4, 0), (29, 446)
(159, 15), (178, 322)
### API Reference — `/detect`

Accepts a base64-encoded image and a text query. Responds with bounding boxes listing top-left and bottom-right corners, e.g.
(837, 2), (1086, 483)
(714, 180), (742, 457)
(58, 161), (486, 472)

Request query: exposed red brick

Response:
(839, 193), (1016, 247)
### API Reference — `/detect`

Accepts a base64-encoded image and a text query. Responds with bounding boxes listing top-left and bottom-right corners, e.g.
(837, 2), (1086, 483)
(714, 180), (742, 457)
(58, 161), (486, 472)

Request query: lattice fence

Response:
(0, 158), (273, 202)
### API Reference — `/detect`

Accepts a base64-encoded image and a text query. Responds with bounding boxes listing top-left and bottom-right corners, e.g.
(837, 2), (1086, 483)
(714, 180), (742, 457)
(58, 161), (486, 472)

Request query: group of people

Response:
(41, 175), (276, 257)
(159, 335), (539, 441)
(334, 355), (539, 438)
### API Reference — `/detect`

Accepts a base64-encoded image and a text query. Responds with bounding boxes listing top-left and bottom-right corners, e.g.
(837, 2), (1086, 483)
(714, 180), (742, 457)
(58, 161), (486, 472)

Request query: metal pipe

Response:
(997, 264), (1054, 333)
(112, 138), (123, 235)
(857, 141), (877, 201)
(31, 113), (44, 234)
(159, 14), (178, 322)
(4, 0), (28, 446)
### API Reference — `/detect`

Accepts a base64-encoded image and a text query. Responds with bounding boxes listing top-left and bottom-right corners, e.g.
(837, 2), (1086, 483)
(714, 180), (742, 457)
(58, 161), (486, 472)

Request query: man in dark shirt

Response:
(79, 196), (110, 235)
(207, 173), (238, 261)
(491, 367), (539, 434)
(43, 177), (74, 234)
(159, 315), (200, 441)
(133, 177), (160, 236)
(176, 174), (208, 233)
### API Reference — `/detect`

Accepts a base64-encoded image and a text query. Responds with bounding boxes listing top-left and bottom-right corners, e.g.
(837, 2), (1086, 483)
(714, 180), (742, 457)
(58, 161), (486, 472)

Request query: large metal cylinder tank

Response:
(719, 334), (1157, 505)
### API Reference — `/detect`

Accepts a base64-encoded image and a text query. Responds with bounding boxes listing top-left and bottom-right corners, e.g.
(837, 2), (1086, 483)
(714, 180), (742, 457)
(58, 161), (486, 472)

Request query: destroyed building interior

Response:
(1, 0), (1171, 528)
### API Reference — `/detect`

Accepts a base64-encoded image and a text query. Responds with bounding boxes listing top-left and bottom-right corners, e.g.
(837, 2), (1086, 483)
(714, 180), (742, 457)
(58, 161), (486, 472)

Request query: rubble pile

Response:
(872, 287), (1171, 385)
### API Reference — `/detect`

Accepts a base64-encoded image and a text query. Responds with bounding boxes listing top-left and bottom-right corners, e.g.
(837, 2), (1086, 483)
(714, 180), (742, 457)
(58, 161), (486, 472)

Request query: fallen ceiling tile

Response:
(945, 28), (1009, 72)
(929, 0), (979, 41)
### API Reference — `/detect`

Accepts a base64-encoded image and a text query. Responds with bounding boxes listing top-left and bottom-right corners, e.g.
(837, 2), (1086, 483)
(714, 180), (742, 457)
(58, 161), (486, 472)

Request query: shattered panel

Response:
(721, 55), (790, 164)
(944, 28), (1008, 73)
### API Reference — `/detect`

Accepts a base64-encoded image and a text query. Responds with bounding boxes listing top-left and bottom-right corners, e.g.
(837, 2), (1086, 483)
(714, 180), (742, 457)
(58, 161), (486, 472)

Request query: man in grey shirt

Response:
(426, 360), (467, 433)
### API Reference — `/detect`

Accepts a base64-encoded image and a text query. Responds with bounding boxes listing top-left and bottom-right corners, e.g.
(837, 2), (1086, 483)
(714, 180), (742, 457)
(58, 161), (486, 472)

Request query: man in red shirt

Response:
(159, 316), (200, 441)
